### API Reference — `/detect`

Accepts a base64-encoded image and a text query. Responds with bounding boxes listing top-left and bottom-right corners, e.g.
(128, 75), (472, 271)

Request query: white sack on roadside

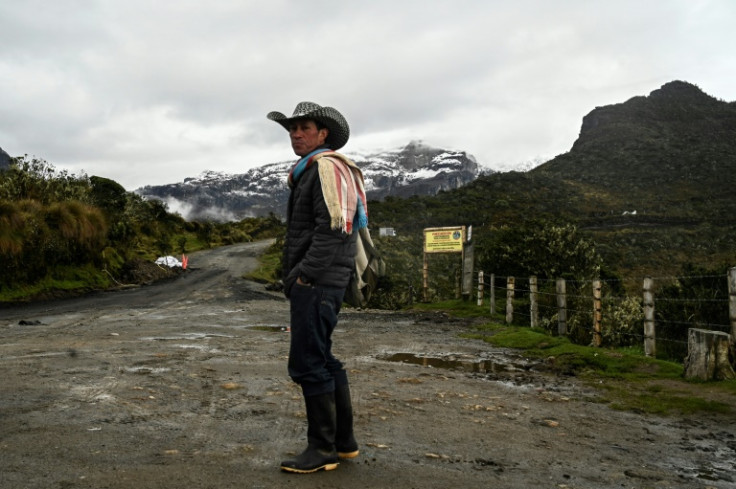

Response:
(155, 256), (182, 268)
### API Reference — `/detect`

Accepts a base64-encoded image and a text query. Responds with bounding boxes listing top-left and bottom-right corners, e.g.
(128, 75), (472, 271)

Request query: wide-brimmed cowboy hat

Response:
(267, 101), (350, 150)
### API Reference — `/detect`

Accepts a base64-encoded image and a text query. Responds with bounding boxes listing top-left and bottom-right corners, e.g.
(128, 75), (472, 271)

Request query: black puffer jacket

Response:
(282, 162), (357, 297)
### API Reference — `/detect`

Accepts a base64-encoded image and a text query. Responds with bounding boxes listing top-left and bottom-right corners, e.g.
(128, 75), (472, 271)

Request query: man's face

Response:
(288, 119), (328, 156)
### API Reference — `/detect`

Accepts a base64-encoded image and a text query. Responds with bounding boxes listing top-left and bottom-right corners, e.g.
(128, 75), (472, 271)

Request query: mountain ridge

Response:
(367, 80), (736, 278)
(0, 147), (11, 171)
(537, 80), (736, 180)
(136, 140), (482, 221)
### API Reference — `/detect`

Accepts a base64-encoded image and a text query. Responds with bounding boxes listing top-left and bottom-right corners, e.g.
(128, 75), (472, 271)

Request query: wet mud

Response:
(1, 241), (735, 489)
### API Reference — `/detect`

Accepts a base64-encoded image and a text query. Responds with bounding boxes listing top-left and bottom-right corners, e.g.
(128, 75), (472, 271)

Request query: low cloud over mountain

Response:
(136, 141), (483, 221)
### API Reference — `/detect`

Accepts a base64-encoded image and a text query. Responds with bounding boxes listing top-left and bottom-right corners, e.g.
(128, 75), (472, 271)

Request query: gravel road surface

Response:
(1, 241), (734, 489)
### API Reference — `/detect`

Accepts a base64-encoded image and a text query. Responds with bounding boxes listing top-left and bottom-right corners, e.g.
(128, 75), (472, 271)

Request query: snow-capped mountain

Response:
(352, 140), (479, 200)
(136, 141), (483, 222)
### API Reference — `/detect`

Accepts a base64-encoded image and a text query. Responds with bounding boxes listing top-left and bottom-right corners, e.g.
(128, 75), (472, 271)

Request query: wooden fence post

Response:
(728, 267), (736, 345)
(422, 252), (428, 302)
(506, 276), (515, 324)
(529, 276), (538, 329)
(556, 278), (567, 336)
(643, 277), (656, 357)
(490, 273), (496, 315)
(683, 328), (736, 380)
(592, 279), (602, 347)
(455, 269), (461, 299)
(477, 271), (484, 307)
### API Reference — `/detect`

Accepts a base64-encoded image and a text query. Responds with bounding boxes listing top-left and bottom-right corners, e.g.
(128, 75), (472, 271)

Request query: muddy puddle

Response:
(139, 332), (234, 341)
(376, 351), (591, 397)
(243, 324), (289, 333)
(378, 351), (538, 374)
(123, 366), (172, 375)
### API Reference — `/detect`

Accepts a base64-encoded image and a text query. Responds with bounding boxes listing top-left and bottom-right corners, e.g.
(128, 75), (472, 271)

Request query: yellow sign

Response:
(424, 226), (464, 253)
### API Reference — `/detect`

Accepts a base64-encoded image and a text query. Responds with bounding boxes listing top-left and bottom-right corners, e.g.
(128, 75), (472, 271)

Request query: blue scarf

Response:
(287, 148), (331, 188)
(355, 196), (368, 230)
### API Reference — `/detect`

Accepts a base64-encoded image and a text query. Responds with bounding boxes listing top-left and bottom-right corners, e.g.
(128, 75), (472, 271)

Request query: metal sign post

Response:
(422, 226), (469, 301)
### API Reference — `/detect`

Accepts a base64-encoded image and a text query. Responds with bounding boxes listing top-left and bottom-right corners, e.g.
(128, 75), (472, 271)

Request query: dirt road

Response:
(1, 241), (734, 489)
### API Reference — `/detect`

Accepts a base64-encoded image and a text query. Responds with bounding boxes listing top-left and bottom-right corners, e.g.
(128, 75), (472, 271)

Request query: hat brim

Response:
(267, 105), (349, 150)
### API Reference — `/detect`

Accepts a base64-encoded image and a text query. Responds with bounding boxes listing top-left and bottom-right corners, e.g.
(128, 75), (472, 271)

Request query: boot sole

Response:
(337, 450), (359, 459)
(281, 462), (339, 474)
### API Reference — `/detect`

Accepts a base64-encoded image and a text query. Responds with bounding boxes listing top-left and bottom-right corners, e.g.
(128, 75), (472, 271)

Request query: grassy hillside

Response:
(370, 81), (736, 284)
(4, 80), (734, 314)
(0, 157), (284, 302)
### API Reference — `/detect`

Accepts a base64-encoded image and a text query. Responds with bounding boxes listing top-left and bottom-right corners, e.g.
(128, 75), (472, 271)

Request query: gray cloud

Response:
(1, 0), (734, 189)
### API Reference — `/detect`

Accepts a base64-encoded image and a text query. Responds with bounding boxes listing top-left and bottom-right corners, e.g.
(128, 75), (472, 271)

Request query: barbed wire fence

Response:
(473, 268), (736, 364)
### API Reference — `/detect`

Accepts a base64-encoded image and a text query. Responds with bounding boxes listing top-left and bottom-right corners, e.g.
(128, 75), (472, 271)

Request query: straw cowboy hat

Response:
(267, 101), (350, 150)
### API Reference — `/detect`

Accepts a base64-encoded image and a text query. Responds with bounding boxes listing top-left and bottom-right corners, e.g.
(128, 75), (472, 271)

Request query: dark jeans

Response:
(288, 283), (347, 397)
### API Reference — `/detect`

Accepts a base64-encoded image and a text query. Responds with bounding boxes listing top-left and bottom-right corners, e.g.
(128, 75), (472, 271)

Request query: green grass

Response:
(410, 300), (736, 416)
(471, 323), (683, 379)
(244, 248), (282, 284)
(0, 264), (112, 302)
(411, 299), (497, 318)
(601, 382), (732, 415)
(134, 231), (213, 261)
(243, 240), (282, 284)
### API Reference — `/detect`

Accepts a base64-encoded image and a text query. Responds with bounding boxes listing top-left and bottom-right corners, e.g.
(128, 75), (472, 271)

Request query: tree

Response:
(476, 221), (602, 280)
(89, 176), (127, 217)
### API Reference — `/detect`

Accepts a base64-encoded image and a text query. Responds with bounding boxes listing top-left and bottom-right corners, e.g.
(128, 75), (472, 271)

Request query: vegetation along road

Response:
(1, 241), (734, 489)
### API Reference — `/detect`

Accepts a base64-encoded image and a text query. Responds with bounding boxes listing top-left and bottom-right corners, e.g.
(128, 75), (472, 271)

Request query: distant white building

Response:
(379, 227), (396, 237)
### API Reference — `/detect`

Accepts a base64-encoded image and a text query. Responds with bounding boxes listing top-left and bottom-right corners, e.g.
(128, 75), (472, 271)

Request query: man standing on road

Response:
(267, 101), (366, 474)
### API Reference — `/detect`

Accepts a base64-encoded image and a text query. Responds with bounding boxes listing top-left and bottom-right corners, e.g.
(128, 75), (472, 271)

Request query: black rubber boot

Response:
(335, 381), (359, 459)
(280, 392), (339, 474)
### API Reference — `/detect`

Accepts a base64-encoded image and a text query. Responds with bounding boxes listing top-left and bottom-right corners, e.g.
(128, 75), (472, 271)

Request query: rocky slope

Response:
(0, 147), (11, 171)
(534, 80), (736, 190)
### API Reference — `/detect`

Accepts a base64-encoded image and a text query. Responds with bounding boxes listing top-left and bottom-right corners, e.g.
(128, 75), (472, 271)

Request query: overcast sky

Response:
(1, 0), (734, 190)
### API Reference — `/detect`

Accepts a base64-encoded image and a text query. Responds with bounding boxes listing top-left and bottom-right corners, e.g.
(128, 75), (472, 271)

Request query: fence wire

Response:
(472, 269), (736, 362)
